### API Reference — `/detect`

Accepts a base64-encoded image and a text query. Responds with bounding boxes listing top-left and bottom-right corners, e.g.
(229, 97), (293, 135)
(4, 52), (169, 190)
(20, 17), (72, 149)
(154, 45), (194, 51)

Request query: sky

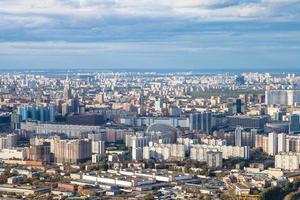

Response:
(0, 0), (300, 70)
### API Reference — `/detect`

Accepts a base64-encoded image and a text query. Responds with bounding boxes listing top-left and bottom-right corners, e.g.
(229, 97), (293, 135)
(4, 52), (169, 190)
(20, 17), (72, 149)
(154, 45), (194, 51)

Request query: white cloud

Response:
(0, 0), (299, 26)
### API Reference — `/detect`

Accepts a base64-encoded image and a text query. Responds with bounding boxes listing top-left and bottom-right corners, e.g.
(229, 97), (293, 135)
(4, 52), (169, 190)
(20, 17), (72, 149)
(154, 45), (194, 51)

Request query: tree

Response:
(260, 187), (283, 200)
(144, 193), (154, 200)
(98, 161), (108, 171)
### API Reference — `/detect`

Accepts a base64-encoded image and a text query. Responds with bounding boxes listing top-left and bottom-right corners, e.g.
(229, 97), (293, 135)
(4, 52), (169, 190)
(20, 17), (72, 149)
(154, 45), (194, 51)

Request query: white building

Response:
(190, 144), (250, 160)
(92, 141), (105, 155)
(275, 153), (300, 170)
(92, 154), (102, 163)
(235, 126), (243, 147)
(126, 133), (150, 161)
(0, 148), (27, 160)
(278, 133), (286, 153)
(143, 144), (185, 161)
(132, 147), (143, 161)
(265, 90), (300, 106)
(268, 132), (278, 156)
(207, 151), (222, 168)
(0, 134), (18, 149)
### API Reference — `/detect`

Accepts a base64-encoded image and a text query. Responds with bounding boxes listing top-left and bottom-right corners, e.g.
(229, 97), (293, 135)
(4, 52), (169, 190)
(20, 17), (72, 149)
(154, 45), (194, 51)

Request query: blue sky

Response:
(0, 0), (300, 69)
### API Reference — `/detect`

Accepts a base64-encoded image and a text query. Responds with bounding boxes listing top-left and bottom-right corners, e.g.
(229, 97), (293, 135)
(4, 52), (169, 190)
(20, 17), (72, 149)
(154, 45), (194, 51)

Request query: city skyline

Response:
(1, 0), (300, 69)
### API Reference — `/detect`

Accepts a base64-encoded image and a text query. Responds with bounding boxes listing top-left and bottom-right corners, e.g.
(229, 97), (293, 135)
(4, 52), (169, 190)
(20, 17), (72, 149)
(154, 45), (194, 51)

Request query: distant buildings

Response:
(227, 115), (269, 130)
(275, 153), (300, 170)
(207, 151), (223, 168)
(92, 141), (105, 155)
(289, 114), (300, 134)
(10, 113), (21, 130)
(265, 89), (300, 106)
(17, 104), (56, 123)
(190, 144), (249, 161)
(234, 126), (256, 147)
(143, 143), (185, 161)
(268, 132), (278, 156)
(234, 126), (243, 147)
(0, 134), (18, 149)
(189, 112), (212, 133)
(27, 142), (51, 163)
(0, 148), (27, 160)
(66, 114), (105, 126)
(53, 139), (91, 163)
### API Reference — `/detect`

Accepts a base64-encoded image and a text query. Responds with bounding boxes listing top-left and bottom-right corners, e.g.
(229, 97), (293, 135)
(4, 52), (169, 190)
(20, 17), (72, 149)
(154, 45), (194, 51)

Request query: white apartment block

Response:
(275, 153), (300, 170)
(143, 144), (185, 161)
(190, 144), (250, 160)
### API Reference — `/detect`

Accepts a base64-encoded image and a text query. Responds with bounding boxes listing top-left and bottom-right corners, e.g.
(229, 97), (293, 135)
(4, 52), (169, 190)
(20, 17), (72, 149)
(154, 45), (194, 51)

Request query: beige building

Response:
(53, 139), (91, 163)
(275, 153), (300, 170)
(207, 151), (222, 168)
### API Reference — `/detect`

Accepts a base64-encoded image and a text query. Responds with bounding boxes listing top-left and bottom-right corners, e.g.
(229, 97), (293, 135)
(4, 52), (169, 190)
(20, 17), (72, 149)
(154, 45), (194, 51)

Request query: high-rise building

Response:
(241, 129), (256, 147)
(275, 153), (300, 170)
(6, 134), (18, 148)
(10, 113), (21, 130)
(265, 89), (300, 106)
(53, 139), (91, 163)
(236, 99), (243, 114)
(92, 141), (105, 155)
(0, 134), (18, 149)
(17, 105), (28, 121)
(189, 112), (212, 134)
(27, 142), (51, 163)
(235, 126), (243, 147)
(268, 132), (278, 156)
(61, 102), (69, 116)
(132, 147), (143, 161)
(154, 97), (162, 112)
(278, 133), (287, 153)
(207, 151), (222, 168)
(64, 78), (72, 100)
(227, 115), (269, 130)
(49, 104), (56, 122)
(289, 114), (300, 134)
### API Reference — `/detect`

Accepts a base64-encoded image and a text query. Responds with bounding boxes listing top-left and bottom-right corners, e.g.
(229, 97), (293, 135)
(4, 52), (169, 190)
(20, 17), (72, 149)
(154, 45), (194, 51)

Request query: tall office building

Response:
(236, 99), (243, 114)
(268, 132), (278, 156)
(189, 112), (212, 134)
(235, 126), (243, 147)
(64, 78), (72, 100)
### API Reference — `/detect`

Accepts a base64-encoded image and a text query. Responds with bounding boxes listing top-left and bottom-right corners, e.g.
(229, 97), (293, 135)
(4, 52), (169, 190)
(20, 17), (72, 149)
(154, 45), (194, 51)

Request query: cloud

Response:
(0, 0), (299, 68)
(0, 0), (299, 38)
(0, 0), (299, 24)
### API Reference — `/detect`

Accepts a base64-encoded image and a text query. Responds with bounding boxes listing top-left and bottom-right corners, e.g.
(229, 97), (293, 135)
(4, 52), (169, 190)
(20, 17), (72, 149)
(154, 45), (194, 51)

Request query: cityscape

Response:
(0, 70), (299, 199)
(1, 0), (300, 199)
